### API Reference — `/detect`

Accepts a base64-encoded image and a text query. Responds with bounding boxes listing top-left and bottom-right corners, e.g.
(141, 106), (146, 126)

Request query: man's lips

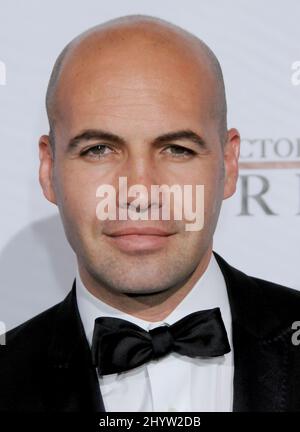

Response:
(105, 227), (175, 252)
(108, 227), (174, 236)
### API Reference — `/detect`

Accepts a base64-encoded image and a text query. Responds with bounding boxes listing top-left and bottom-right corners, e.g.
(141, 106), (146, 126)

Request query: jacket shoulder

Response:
(214, 251), (300, 337)
(3, 299), (64, 349)
(214, 250), (300, 302)
(0, 297), (69, 411)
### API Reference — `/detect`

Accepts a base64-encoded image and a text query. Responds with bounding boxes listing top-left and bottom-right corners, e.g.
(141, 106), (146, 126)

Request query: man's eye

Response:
(81, 144), (113, 158)
(164, 145), (196, 157)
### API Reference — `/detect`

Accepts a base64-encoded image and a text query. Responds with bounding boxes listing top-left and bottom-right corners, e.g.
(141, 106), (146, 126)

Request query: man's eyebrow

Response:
(152, 129), (208, 149)
(66, 129), (126, 152)
(66, 128), (208, 152)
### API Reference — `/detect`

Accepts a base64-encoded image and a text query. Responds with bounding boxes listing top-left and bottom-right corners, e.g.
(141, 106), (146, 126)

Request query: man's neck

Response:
(77, 248), (213, 322)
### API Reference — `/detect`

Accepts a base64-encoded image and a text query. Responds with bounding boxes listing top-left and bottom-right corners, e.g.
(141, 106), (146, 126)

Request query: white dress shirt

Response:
(76, 253), (234, 412)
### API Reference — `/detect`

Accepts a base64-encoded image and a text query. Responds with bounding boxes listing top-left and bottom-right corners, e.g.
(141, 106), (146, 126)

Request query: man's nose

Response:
(117, 154), (161, 213)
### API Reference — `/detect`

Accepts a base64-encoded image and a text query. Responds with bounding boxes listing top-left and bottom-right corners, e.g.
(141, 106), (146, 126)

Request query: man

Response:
(1, 14), (300, 412)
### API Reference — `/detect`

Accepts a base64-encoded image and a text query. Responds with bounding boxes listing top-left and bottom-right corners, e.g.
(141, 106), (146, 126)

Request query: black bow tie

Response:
(91, 308), (231, 376)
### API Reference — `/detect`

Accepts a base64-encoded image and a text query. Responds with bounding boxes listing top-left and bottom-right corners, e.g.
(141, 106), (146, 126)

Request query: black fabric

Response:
(1, 251), (300, 411)
(91, 308), (231, 375)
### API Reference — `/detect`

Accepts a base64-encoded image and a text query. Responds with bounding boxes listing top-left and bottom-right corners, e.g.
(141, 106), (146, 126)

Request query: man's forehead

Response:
(54, 63), (215, 139)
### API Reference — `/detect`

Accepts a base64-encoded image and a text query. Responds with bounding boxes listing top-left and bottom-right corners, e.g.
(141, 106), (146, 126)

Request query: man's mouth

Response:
(105, 226), (175, 253)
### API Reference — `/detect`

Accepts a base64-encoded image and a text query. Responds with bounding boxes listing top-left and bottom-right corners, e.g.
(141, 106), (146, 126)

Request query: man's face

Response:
(39, 37), (239, 295)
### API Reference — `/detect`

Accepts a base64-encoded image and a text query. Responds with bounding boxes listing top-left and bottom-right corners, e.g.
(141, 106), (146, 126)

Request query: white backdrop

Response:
(1, 0), (299, 331)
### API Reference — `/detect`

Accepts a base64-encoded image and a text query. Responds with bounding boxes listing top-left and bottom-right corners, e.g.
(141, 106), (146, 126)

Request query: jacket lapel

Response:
(43, 281), (105, 412)
(214, 252), (295, 412)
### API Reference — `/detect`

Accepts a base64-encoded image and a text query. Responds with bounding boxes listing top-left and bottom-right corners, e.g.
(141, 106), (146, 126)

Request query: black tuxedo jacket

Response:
(1, 252), (300, 412)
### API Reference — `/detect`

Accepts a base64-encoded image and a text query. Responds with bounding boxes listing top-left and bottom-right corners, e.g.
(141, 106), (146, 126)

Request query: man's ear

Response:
(223, 128), (240, 200)
(38, 134), (57, 205)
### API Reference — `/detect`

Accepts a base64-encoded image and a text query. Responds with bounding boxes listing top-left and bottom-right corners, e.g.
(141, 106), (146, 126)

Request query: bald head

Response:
(46, 15), (227, 154)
